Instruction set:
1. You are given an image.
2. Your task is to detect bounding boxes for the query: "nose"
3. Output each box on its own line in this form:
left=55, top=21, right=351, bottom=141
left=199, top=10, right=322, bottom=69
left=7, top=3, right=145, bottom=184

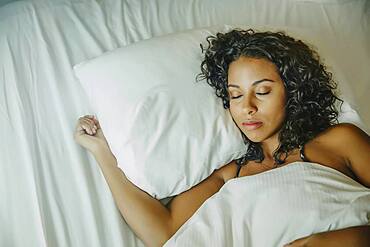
left=241, top=94, right=257, bottom=115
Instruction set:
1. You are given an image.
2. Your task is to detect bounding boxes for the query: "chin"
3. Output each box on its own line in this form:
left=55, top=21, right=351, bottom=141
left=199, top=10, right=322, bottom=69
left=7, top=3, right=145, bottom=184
left=238, top=123, right=267, bottom=143
left=243, top=131, right=265, bottom=143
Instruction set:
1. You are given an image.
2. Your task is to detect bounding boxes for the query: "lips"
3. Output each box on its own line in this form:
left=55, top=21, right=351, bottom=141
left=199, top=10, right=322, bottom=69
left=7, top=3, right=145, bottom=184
left=241, top=120, right=263, bottom=130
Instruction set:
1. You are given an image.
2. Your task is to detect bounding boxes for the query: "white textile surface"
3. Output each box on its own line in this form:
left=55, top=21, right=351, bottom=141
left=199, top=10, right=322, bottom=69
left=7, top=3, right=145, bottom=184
left=1, top=0, right=369, bottom=246
left=73, top=26, right=247, bottom=199
left=164, top=162, right=370, bottom=247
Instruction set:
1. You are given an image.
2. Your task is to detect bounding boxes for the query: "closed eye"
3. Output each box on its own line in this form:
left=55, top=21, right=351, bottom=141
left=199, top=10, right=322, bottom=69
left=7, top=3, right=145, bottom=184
left=230, top=95, right=242, bottom=99
left=256, top=92, right=270, bottom=95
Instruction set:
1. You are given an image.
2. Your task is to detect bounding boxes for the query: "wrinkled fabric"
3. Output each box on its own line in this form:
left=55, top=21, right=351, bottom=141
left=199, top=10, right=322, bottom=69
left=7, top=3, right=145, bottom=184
left=1, top=0, right=369, bottom=246
left=165, top=162, right=370, bottom=247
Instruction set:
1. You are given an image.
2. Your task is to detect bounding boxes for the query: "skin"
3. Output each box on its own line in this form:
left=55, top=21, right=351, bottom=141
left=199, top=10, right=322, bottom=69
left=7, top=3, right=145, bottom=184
left=74, top=57, right=370, bottom=247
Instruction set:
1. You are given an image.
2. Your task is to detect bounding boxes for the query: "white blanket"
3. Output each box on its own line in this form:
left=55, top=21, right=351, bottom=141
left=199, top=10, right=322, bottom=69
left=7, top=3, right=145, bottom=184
left=164, top=162, right=370, bottom=247
left=1, top=0, right=369, bottom=246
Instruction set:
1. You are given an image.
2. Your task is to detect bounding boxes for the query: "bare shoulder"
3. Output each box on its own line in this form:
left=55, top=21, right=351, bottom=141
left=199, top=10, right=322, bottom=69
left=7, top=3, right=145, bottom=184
left=314, top=123, right=369, bottom=149
left=318, top=123, right=370, bottom=187
left=324, top=122, right=368, bottom=137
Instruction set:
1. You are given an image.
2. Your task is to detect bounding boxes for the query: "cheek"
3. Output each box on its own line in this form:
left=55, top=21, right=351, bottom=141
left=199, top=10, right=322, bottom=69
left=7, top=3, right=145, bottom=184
left=229, top=104, right=241, bottom=120
left=229, top=106, right=243, bottom=129
left=264, top=99, right=286, bottom=123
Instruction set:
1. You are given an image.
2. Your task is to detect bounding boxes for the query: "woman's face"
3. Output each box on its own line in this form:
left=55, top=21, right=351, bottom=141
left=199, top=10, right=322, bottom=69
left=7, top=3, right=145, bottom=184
left=227, top=56, right=286, bottom=143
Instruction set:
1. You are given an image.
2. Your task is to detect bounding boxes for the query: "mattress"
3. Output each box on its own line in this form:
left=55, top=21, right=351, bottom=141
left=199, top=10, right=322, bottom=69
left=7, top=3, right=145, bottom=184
left=1, top=0, right=369, bottom=246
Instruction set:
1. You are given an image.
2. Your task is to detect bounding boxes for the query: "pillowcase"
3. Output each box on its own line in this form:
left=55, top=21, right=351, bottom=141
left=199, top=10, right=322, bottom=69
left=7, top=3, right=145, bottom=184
left=73, top=25, right=246, bottom=199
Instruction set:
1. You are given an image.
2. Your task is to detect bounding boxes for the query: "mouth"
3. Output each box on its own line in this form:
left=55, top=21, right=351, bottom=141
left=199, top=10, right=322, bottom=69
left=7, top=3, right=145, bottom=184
left=241, top=121, right=263, bottom=130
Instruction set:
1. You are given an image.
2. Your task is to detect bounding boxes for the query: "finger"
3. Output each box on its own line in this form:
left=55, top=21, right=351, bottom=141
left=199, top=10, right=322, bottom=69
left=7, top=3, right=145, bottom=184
left=90, top=115, right=101, bottom=128
left=76, top=116, right=99, bottom=134
left=79, top=115, right=95, bottom=122
left=94, top=119, right=101, bottom=129
left=81, top=117, right=95, bottom=126
left=85, top=114, right=97, bottom=121
left=80, top=124, right=93, bottom=135
left=79, top=116, right=94, bottom=123
left=80, top=118, right=97, bottom=130
left=74, top=124, right=92, bottom=139
left=79, top=121, right=96, bottom=135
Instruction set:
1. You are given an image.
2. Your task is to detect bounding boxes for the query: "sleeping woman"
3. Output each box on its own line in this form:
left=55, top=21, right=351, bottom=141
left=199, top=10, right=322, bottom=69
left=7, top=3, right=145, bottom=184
left=74, top=29, right=370, bottom=247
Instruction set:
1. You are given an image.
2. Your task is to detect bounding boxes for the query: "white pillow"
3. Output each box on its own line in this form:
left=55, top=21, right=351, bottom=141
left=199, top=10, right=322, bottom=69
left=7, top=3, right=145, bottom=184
left=74, top=25, right=246, bottom=199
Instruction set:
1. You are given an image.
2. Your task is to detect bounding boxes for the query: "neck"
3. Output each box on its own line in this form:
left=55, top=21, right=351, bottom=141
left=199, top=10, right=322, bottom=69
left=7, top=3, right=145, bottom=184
left=260, top=135, right=280, bottom=162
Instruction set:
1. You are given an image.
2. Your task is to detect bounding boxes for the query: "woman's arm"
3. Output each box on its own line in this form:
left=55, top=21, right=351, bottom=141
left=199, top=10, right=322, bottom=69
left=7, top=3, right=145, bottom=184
left=286, top=225, right=370, bottom=247
left=74, top=115, right=225, bottom=247
left=335, top=123, right=370, bottom=187
left=93, top=146, right=225, bottom=247
left=92, top=146, right=172, bottom=246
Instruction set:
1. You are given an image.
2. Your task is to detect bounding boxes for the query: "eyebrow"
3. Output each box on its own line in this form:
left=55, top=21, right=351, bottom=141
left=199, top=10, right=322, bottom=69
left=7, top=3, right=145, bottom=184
left=227, top=78, right=275, bottom=88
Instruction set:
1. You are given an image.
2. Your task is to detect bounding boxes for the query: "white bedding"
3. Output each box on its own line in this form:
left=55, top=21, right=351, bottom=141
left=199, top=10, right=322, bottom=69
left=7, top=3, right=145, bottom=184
left=164, top=162, right=370, bottom=247
left=1, top=0, right=369, bottom=246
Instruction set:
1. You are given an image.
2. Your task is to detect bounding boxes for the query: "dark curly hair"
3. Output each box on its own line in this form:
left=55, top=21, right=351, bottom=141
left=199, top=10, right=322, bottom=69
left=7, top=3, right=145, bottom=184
left=196, top=28, right=343, bottom=166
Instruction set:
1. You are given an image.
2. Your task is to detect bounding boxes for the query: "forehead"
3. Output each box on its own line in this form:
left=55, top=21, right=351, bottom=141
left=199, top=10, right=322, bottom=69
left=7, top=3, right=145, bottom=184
left=227, top=57, right=282, bottom=87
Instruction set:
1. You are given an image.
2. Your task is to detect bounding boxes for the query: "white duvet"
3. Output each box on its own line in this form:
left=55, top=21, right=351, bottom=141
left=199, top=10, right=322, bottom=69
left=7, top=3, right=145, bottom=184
left=1, top=0, right=369, bottom=246
left=164, top=162, right=370, bottom=247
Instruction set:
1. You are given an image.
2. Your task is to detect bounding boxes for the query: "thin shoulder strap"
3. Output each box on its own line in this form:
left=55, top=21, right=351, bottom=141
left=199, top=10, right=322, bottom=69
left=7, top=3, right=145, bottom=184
left=235, top=164, right=243, bottom=178
left=300, top=145, right=309, bottom=162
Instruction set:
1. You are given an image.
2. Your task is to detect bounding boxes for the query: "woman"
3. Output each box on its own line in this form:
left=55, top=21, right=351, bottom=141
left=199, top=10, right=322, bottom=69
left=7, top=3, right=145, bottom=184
left=74, top=29, right=370, bottom=247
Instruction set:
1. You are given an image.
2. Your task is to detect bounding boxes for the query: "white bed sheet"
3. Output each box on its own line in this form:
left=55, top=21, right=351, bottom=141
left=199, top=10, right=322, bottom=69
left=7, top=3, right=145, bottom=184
left=1, top=0, right=369, bottom=246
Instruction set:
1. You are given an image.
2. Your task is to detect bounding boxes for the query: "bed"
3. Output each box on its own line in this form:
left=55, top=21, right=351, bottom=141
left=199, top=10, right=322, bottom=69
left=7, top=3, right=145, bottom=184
left=1, top=0, right=369, bottom=246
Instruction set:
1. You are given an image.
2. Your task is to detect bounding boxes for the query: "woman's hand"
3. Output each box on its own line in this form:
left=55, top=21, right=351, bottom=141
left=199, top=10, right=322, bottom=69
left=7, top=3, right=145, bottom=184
left=74, top=115, right=109, bottom=154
